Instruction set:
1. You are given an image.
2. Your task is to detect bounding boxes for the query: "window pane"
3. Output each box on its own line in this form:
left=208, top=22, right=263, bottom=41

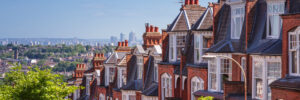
left=255, top=79, right=263, bottom=99
left=291, top=51, right=298, bottom=73
left=210, top=73, right=217, bottom=90
left=254, top=61, right=263, bottom=78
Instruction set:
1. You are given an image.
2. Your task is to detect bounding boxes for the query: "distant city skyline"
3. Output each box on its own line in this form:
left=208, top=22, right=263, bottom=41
left=0, top=0, right=218, bottom=39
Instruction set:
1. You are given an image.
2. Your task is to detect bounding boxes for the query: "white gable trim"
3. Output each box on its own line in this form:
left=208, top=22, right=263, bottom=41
left=197, top=7, right=211, bottom=29
left=171, top=11, right=184, bottom=31
left=183, top=10, right=191, bottom=30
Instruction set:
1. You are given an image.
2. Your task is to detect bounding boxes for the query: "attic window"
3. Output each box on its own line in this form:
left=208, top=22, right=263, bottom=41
left=231, top=6, right=245, bottom=39
left=266, top=2, right=285, bottom=39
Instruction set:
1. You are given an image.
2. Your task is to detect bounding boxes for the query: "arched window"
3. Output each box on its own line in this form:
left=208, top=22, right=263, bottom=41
left=161, top=73, right=172, bottom=100
left=191, top=76, right=204, bottom=100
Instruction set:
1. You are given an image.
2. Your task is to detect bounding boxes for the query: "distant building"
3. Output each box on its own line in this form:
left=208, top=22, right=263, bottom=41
left=110, top=36, right=118, bottom=46
left=120, top=33, right=126, bottom=41
left=129, top=31, right=138, bottom=46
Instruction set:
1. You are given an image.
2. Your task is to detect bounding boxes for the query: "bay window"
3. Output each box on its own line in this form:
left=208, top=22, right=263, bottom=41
left=191, top=77, right=204, bottom=100
left=169, top=34, right=176, bottom=62
left=266, top=2, right=285, bottom=38
left=289, top=28, right=300, bottom=76
left=208, top=56, right=232, bottom=92
left=194, top=34, right=203, bottom=63
left=118, top=68, right=126, bottom=88
left=231, top=5, right=245, bottom=39
left=161, top=73, right=172, bottom=100
left=137, top=57, right=143, bottom=79
left=241, top=57, right=246, bottom=81
left=176, top=33, right=186, bottom=60
left=252, top=56, right=281, bottom=100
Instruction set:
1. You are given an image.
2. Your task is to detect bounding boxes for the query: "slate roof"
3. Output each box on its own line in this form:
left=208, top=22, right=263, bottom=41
left=289, top=0, right=300, bottom=14
left=142, top=56, right=159, bottom=96
left=105, top=52, right=128, bottom=64
left=142, top=83, right=158, bottom=96
left=192, top=6, right=213, bottom=30
left=167, top=5, right=206, bottom=32
left=121, top=55, right=143, bottom=91
left=206, top=3, right=247, bottom=53
left=247, top=0, right=282, bottom=55
left=270, top=76, right=300, bottom=91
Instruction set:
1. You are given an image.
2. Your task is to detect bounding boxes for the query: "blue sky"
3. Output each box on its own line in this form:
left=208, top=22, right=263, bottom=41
left=0, top=0, right=217, bottom=39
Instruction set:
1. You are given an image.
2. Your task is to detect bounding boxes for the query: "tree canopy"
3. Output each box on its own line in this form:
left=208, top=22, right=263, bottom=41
left=0, top=64, right=80, bottom=100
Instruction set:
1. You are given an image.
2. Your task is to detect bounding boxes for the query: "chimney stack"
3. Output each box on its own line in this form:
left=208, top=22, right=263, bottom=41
left=154, top=27, right=159, bottom=32
left=118, top=42, right=121, bottom=46
left=125, top=40, right=128, bottom=47
left=150, top=25, right=154, bottom=32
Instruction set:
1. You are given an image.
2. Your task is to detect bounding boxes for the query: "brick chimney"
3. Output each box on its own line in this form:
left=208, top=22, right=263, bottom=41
left=125, top=40, right=128, bottom=47
left=154, top=27, right=159, bottom=32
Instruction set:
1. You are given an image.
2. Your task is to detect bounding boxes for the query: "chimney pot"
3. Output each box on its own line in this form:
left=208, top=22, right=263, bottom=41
left=190, top=0, right=194, bottom=5
left=185, top=0, right=190, bottom=5
left=118, top=42, right=121, bottom=46
left=122, top=42, right=125, bottom=47
left=125, top=40, right=128, bottom=47
left=150, top=25, right=154, bottom=32
left=154, top=27, right=159, bottom=32
left=195, top=0, right=199, bottom=5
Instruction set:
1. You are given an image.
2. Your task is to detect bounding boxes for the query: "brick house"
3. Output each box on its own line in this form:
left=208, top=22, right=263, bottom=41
left=192, top=0, right=299, bottom=100
left=121, top=24, right=162, bottom=100
left=158, top=0, right=213, bottom=100
left=270, top=0, right=300, bottom=100
left=68, top=64, right=87, bottom=100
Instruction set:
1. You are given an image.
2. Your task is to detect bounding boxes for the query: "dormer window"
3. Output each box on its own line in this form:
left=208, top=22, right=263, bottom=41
left=194, top=34, right=203, bottom=63
left=266, top=2, right=285, bottom=39
left=289, top=27, right=300, bottom=76
left=137, top=57, right=143, bottom=79
left=231, top=6, right=245, bottom=39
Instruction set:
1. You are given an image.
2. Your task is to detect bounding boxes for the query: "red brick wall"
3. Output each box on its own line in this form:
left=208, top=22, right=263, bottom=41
left=97, top=87, right=107, bottom=100
left=281, top=14, right=300, bottom=78
left=271, top=88, right=300, bottom=100
left=223, top=81, right=245, bottom=100
left=161, top=30, right=168, bottom=62
left=158, top=64, right=175, bottom=100
left=231, top=54, right=246, bottom=81
left=143, top=56, right=149, bottom=87
left=113, top=90, right=122, bottom=100
left=136, top=92, right=142, bottom=100
left=187, top=67, right=208, bottom=100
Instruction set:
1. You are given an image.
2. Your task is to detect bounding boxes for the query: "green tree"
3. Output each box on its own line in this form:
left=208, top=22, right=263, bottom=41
left=0, top=64, right=80, bottom=100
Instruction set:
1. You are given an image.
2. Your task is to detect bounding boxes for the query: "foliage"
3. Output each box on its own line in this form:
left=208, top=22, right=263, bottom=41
left=197, top=96, right=214, bottom=100
left=52, top=61, right=81, bottom=72
left=0, top=64, right=80, bottom=100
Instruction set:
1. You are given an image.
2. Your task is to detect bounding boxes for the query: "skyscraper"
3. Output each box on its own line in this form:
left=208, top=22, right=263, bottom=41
left=120, top=33, right=126, bottom=41
left=110, top=36, right=118, bottom=46
left=129, top=31, right=137, bottom=43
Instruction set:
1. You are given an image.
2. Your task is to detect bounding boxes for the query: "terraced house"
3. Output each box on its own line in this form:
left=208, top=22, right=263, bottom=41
left=67, top=0, right=300, bottom=100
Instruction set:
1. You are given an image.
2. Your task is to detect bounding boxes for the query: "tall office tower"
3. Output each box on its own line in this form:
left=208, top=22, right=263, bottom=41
left=120, top=33, right=126, bottom=41
left=129, top=31, right=137, bottom=43
left=110, top=36, right=118, bottom=46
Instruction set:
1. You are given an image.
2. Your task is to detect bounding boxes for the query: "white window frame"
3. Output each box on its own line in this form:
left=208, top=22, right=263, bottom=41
left=137, top=57, right=143, bottom=79
left=161, top=73, right=172, bottom=100
left=251, top=56, right=281, bottom=100
left=99, top=94, right=105, bottom=100
left=230, top=4, right=245, bottom=39
left=208, top=55, right=232, bottom=92
left=169, top=34, right=176, bottom=62
left=241, top=57, right=246, bottom=81
left=288, top=27, right=300, bottom=76
left=118, top=67, right=126, bottom=88
left=194, top=34, right=204, bottom=64
left=266, top=1, right=285, bottom=39
left=191, top=76, right=204, bottom=100
left=154, top=60, right=160, bottom=82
